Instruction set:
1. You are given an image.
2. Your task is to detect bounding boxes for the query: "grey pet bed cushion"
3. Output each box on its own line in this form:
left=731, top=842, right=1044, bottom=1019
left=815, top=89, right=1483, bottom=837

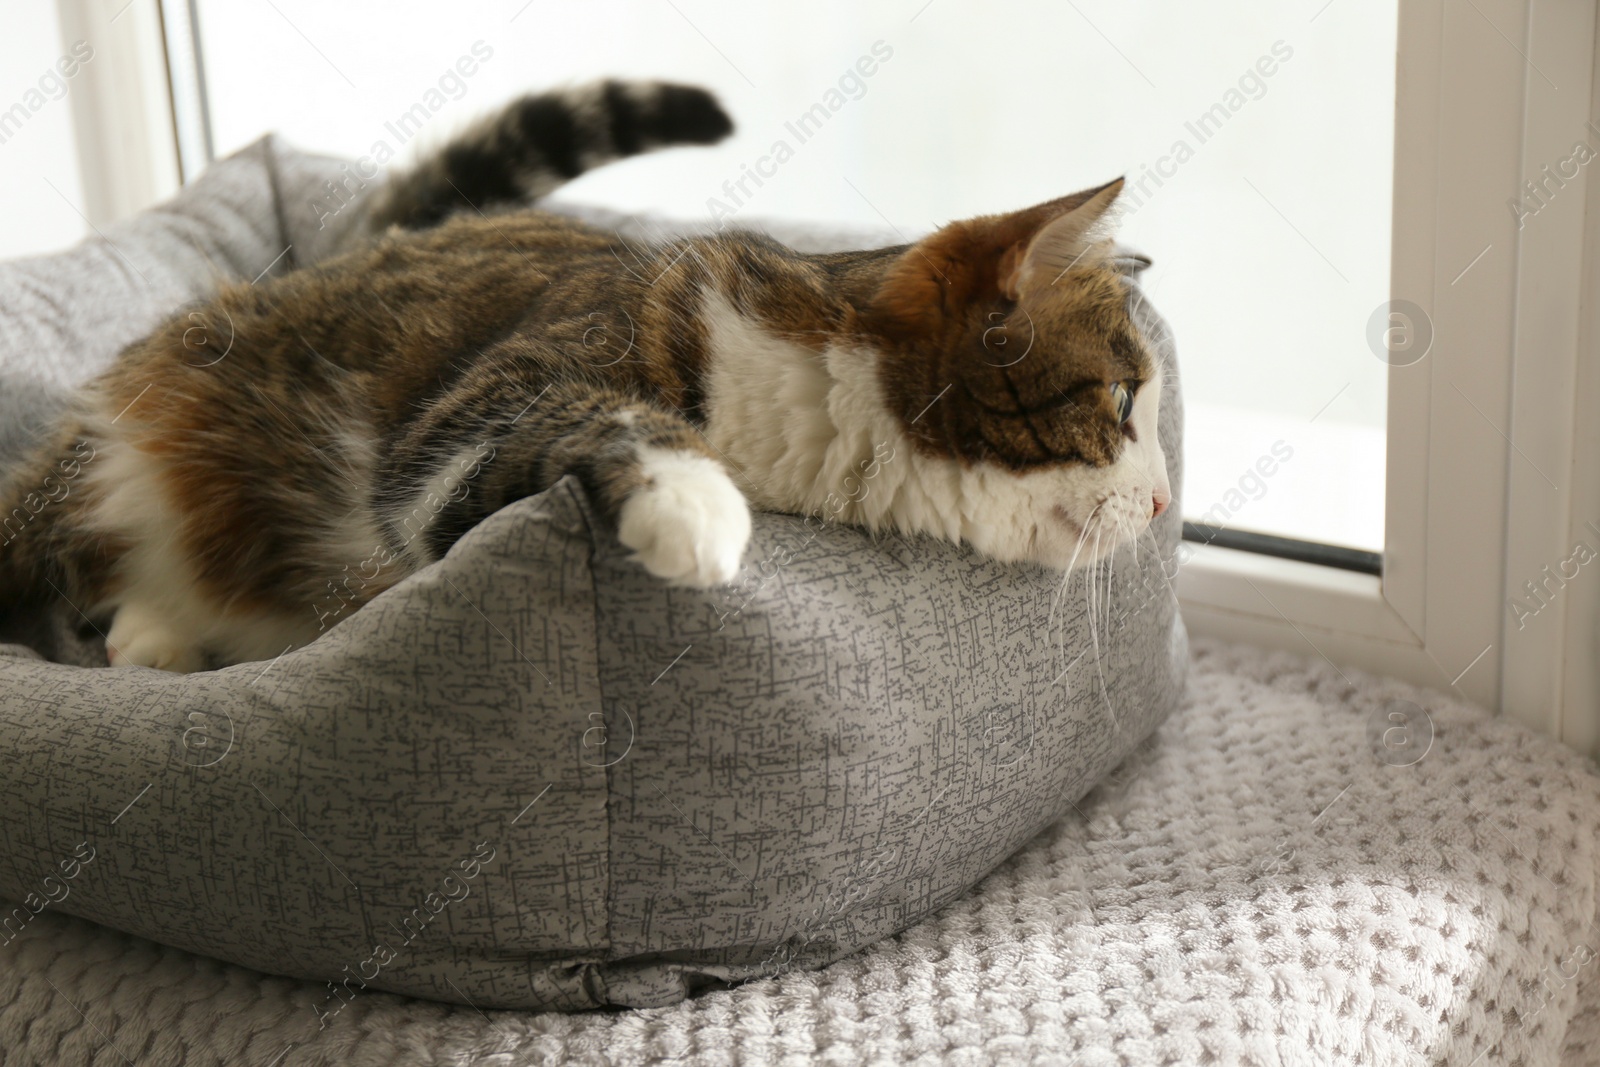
left=0, top=137, right=1186, bottom=1011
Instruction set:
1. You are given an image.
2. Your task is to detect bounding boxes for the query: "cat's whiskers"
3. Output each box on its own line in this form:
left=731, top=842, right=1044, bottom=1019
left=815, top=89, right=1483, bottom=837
left=1121, top=496, right=1141, bottom=567
left=1081, top=525, right=1108, bottom=719
left=1144, top=523, right=1180, bottom=605
left=1085, top=522, right=1121, bottom=732
left=1048, top=502, right=1101, bottom=631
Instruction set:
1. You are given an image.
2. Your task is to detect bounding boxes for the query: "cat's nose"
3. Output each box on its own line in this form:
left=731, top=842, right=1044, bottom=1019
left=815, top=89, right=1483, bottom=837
left=1150, top=491, right=1169, bottom=520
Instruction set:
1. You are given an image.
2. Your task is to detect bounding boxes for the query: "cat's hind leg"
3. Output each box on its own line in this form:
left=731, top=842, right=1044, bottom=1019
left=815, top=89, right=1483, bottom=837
left=85, top=430, right=327, bottom=673
left=105, top=601, right=207, bottom=673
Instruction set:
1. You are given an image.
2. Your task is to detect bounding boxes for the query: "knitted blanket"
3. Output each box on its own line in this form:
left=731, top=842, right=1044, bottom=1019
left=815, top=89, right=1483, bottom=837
left=3, top=641, right=1597, bottom=1066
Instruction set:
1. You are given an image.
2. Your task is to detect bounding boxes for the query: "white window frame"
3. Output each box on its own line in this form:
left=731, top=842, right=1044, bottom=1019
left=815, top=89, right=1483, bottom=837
left=1178, top=0, right=1599, bottom=753
left=65, top=0, right=1600, bottom=751
left=56, top=0, right=180, bottom=227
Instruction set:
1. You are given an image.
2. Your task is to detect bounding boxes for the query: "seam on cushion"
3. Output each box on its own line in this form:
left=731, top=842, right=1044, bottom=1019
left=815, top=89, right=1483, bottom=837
left=559, top=478, right=616, bottom=974
left=259, top=135, right=300, bottom=273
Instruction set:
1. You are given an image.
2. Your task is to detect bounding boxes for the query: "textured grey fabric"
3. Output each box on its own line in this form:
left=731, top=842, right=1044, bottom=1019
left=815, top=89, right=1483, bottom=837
left=1, top=642, right=1598, bottom=1066
left=0, top=137, right=1186, bottom=1010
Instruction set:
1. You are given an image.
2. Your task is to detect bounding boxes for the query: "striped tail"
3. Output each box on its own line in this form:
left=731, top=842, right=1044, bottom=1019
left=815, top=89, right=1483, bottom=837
left=364, top=80, right=734, bottom=232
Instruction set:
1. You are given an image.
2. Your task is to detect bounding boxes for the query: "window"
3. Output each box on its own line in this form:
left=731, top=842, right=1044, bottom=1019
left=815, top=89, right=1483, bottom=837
left=0, top=4, right=89, bottom=259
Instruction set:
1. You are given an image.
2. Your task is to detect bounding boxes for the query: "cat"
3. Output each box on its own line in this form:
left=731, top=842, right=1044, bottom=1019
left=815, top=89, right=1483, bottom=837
left=0, top=79, right=1170, bottom=673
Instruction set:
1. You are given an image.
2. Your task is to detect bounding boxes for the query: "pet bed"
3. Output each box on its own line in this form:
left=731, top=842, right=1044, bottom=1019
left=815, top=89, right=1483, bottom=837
left=0, top=137, right=1186, bottom=1011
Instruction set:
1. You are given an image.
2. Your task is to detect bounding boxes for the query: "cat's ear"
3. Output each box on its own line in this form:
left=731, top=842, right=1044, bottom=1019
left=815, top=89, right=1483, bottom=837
left=999, top=178, right=1126, bottom=299
left=869, top=178, right=1126, bottom=336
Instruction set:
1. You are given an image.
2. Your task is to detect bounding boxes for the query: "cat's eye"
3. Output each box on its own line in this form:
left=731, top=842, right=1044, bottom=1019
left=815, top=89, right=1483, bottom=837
left=1109, top=380, right=1137, bottom=425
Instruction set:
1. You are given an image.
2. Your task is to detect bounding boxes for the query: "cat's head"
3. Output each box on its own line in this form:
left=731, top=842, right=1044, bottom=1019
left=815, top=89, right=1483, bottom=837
left=867, top=178, right=1170, bottom=570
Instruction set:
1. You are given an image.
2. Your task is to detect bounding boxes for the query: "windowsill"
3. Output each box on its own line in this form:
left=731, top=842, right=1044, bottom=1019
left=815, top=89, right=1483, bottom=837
left=1176, top=540, right=1417, bottom=646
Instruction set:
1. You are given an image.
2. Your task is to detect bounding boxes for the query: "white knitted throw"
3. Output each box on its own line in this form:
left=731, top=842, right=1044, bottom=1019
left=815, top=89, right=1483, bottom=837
left=3, top=639, right=1597, bottom=1066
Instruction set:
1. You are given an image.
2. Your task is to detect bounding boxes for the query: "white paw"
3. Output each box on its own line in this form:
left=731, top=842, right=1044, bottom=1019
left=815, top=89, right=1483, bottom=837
left=617, top=450, right=751, bottom=588
left=106, top=602, right=207, bottom=673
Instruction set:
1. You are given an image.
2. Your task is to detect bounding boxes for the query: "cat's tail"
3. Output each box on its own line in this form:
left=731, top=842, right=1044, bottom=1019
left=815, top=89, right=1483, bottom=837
left=363, top=80, right=734, bottom=232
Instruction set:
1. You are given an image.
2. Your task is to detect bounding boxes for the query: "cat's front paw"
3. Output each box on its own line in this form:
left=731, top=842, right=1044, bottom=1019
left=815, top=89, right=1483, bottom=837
left=617, top=450, right=751, bottom=587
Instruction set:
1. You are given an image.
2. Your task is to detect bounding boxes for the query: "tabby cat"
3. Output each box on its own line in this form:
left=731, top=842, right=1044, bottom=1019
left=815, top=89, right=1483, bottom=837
left=0, top=80, right=1170, bottom=673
